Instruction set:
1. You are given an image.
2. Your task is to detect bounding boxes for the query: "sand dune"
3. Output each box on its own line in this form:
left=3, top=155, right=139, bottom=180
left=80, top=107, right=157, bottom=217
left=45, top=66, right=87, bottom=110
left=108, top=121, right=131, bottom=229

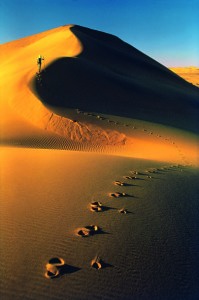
left=31, top=25, right=199, bottom=134
left=1, top=24, right=199, bottom=299
left=170, top=66, right=199, bottom=87
left=0, top=24, right=199, bottom=164
left=0, top=25, right=81, bottom=139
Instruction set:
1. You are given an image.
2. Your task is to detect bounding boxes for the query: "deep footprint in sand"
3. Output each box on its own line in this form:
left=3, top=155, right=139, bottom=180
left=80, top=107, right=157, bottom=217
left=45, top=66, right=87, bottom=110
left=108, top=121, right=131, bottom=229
left=123, top=176, right=137, bottom=180
left=119, top=208, right=128, bottom=214
left=45, top=257, right=65, bottom=279
left=113, top=181, right=125, bottom=186
left=76, top=228, right=91, bottom=237
left=91, top=255, right=102, bottom=270
left=90, top=201, right=103, bottom=212
left=109, top=192, right=126, bottom=198
left=45, top=265, right=59, bottom=279
left=130, top=171, right=139, bottom=175
left=76, top=225, right=100, bottom=237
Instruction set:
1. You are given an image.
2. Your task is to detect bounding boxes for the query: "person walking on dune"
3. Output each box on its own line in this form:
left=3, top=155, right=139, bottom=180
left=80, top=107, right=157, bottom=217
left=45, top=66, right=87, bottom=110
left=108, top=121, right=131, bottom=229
left=37, top=54, right=44, bottom=73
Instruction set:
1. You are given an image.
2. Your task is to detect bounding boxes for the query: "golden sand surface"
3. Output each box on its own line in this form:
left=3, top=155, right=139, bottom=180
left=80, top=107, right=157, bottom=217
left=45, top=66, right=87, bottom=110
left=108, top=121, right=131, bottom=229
left=0, top=25, right=199, bottom=165
left=1, top=147, right=199, bottom=299
left=0, top=25, right=81, bottom=139
left=0, top=25, right=199, bottom=299
left=169, top=66, right=199, bottom=87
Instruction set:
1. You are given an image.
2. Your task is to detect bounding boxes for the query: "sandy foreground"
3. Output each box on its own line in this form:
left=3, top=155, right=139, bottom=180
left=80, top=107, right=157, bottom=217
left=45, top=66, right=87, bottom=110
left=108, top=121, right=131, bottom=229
left=0, top=25, right=199, bottom=299
left=0, top=148, right=199, bottom=300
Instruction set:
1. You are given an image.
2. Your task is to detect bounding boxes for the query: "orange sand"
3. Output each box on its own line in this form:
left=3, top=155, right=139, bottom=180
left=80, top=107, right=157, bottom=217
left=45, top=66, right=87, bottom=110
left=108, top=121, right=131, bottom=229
left=0, top=24, right=198, bottom=165
left=1, top=147, right=199, bottom=299
left=170, top=66, right=199, bottom=87
left=1, top=24, right=199, bottom=300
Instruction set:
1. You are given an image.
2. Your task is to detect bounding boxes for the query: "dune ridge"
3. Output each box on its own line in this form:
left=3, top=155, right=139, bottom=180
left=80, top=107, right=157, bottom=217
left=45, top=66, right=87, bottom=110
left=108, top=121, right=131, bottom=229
left=0, top=24, right=127, bottom=147
left=32, top=25, right=199, bottom=134
left=1, top=25, right=199, bottom=300
left=0, top=24, right=199, bottom=164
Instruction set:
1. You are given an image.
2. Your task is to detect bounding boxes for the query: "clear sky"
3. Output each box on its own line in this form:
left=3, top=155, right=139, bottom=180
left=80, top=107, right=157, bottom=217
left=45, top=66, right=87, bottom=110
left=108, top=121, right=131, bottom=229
left=0, top=0, right=198, bottom=67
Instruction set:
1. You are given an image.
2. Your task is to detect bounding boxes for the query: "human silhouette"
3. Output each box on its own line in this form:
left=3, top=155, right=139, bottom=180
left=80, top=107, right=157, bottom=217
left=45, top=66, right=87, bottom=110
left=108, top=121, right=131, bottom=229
left=37, top=55, right=44, bottom=72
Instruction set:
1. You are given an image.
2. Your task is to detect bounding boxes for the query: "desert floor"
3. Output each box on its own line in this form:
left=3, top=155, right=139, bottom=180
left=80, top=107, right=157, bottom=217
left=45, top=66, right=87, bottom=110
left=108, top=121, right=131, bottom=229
left=0, top=25, right=199, bottom=299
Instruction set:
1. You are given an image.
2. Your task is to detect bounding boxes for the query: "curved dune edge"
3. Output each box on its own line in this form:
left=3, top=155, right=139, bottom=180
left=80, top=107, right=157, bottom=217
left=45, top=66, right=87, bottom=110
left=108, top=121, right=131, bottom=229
left=0, top=25, right=198, bottom=165
left=2, top=24, right=126, bottom=147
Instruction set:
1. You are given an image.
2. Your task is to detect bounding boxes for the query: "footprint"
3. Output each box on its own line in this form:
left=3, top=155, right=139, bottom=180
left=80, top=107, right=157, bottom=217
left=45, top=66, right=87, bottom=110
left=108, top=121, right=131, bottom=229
left=45, top=257, right=65, bottom=279
left=77, top=225, right=100, bottom=237
left=45, top=265, right=59, bottom=279
left=123, top=176, right=137, bottom=180
left=130, top=171, right=139, bottom=175
left=91, top=255, right=102, bottom=270
left=48, top=258, right=64, bottom=267
left=76, top=228, right=91, bottom=237
left=109, top=192, right=126, bottom=198
left=119, top=208, right=128, bottom=214
left=90, top=201, right=103, bottom=212
left=114, top=181, right=125, bottom=186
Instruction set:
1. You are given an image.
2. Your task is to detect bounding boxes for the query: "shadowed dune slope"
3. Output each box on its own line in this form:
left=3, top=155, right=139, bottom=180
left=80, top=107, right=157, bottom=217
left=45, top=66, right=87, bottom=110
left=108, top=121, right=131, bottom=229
left=32, top=25, right=199, bottom=134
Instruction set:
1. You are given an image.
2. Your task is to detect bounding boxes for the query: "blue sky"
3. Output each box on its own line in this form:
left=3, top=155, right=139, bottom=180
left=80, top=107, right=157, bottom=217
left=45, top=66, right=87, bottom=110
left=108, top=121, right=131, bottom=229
left=0, top=0, right=198, bottom=67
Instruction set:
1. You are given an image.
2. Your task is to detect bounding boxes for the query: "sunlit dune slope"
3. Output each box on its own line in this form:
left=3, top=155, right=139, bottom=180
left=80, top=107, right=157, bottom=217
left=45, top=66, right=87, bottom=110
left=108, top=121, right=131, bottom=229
left=0, top=25, right=127, bottom=146
left=0, top=25, right=83, bottom=139
left=0, top=25, right=198, bottom=164
left=32, top=25, right=199, bottom=134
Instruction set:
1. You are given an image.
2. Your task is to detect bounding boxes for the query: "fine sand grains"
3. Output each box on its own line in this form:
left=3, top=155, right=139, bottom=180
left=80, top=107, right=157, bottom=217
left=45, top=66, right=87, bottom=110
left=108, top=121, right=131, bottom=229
left=1, top=148, right=198, bottom=300
left=1, top=23, right=199, bottom=298
left=73, top=160, right=192, bottom=274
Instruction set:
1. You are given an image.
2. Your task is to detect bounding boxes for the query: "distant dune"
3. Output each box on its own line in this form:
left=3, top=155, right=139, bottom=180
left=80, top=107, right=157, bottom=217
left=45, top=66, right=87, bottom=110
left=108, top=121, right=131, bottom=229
left=170, top=66, right=199, bottom=87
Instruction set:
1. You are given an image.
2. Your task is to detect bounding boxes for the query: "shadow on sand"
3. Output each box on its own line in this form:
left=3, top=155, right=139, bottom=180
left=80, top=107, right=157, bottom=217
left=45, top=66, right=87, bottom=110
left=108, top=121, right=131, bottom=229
left=59, top=264, right=81, bottom=276
left=30, top=25, right=199, bottom=134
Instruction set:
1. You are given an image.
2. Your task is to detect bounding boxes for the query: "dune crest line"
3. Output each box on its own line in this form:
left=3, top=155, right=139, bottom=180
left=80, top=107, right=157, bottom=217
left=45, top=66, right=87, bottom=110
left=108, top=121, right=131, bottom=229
left=0, top=25, right=126, bottom=147
left=1, top=24, right=198, bottom=162
left=32, top=25, right=199, bottom=134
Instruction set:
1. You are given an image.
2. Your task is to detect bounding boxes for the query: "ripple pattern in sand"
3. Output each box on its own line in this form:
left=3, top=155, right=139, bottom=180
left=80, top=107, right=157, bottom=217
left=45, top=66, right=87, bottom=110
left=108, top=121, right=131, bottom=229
left=1, top=149, right=199, bottom=300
